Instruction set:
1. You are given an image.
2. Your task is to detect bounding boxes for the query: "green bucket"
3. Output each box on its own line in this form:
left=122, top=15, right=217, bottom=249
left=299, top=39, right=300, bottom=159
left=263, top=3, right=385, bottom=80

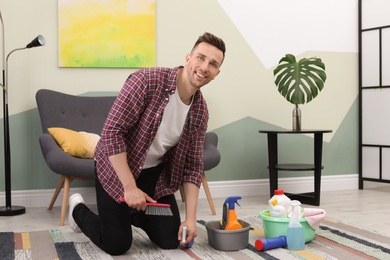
left=259, top=209, right=315, bottom=243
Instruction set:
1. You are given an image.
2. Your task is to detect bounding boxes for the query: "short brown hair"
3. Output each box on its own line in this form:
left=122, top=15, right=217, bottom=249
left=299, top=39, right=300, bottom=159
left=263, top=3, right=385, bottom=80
left=191, top=32, right=226, bottom=65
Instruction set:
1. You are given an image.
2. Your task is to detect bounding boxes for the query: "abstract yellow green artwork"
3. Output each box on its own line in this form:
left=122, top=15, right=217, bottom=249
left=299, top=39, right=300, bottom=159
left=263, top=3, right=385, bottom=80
left=58, top=0, right=155, bottom=68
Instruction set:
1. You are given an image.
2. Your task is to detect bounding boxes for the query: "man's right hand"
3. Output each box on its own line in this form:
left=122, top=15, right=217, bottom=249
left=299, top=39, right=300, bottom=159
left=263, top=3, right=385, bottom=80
left=122, top=189, right=156, bottom=211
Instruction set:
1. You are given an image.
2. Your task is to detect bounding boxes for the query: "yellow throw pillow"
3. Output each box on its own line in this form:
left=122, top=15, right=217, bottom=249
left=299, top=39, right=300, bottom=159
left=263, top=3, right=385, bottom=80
left=47, top=127, right=100, bottom=159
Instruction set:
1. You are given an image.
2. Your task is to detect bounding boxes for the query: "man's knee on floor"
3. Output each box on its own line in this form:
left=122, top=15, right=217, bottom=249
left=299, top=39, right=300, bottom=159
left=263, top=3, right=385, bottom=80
left=103, top=240, right=132, bottom=256
left=156, top=238, right=180, bottom=249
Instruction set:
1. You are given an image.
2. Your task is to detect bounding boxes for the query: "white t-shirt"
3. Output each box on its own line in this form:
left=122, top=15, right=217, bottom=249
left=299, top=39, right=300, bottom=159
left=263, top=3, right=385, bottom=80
left=143, top=89, right=192, bottom=169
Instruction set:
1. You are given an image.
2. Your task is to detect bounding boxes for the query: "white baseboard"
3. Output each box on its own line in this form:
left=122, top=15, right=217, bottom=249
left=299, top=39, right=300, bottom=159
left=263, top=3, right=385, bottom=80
left=198, top=174, right=359, bottom=199
left=0, top=174, right=359, bottom=208
left=0, top=187, right=98, bottom=208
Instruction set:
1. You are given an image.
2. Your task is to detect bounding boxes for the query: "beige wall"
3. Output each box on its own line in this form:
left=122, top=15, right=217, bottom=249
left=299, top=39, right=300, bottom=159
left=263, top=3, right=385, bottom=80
left=0, top=0, right=360, bottom=192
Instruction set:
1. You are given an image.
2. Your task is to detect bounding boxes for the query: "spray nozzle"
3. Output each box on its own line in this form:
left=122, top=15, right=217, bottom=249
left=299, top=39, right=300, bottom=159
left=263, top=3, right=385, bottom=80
left=224, top=196, right=242, bottom=210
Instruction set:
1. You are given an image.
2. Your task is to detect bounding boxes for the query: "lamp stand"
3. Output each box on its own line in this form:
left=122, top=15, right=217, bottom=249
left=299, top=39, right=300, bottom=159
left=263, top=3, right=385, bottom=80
left=0, top=68, right=25, bottom=216
left=0, top=11, right=45, bottom=216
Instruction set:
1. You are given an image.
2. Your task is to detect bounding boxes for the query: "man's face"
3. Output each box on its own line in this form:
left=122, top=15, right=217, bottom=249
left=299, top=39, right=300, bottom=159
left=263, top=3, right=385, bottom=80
left=184, top=42, right=223, bottom=89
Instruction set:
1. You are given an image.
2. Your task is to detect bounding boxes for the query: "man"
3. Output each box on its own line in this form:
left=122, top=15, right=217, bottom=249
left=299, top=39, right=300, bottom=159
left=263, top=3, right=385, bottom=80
left=68, top=32, right=226, bottom=255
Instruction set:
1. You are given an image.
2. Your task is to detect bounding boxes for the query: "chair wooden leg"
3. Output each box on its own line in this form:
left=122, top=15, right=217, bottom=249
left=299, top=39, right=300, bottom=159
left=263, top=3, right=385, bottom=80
left=202, top=173, right=216, bottom=215
left=179, top=186, right=186, bottom=202
left=48, top=176, right=66, bottom=210
left=60, top=176, right=72, bottom=226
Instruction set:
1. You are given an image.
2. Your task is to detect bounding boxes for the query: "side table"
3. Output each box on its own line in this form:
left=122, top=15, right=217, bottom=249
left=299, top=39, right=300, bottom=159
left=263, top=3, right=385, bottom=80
left=259, top=129, right=332, bottom=206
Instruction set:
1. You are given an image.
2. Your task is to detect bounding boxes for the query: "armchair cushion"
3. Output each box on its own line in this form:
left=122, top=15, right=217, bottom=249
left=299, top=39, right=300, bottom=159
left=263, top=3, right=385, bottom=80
left=48, top=127, right=100, bottom=159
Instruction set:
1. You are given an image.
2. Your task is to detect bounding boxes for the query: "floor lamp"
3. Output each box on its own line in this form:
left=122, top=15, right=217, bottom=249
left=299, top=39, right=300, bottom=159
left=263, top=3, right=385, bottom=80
left=0, top=11, right=46, bottom=216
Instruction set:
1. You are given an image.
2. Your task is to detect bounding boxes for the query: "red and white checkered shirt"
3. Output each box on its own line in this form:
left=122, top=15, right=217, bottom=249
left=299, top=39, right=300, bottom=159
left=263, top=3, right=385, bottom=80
left=94, top=66, right=208, bottom=202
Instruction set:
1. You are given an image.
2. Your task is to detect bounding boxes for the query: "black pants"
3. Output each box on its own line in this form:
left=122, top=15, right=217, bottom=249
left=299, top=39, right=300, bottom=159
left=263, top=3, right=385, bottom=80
left=73, top=164, right=181, bottom=255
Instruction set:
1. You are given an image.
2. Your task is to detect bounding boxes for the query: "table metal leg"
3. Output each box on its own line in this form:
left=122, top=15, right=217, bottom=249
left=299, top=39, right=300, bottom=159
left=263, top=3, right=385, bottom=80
left=313, top=133, right=324, bottom=206
left=267, top=133, right=278, bottom=197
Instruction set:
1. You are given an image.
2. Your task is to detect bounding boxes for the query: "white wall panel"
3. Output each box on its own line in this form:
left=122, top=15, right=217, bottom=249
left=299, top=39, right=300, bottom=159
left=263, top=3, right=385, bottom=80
left=382, top=28, right=390, bottom=86
left=362, top=89, right=390, bottom=145
left=382, top=148, right=390, bottom=180
left=362, top=0, right=390, bottom=29
left=362, top=147, right=379, bottom=178
left=362, top=30, right=380, bottom=87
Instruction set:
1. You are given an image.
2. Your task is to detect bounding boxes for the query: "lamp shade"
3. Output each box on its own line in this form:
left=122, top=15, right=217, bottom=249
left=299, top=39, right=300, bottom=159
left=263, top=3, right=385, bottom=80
left=26, top=35, right=46, bottom=49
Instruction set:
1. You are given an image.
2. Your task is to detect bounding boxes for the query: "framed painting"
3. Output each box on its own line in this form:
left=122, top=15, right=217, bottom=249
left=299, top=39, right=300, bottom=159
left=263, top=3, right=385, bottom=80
left=58, top=0, right=156, bottom=68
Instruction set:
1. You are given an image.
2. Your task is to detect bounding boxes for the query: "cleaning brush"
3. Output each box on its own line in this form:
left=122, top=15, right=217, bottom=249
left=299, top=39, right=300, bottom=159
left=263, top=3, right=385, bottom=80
left=119, top=197, right=173, bottom=216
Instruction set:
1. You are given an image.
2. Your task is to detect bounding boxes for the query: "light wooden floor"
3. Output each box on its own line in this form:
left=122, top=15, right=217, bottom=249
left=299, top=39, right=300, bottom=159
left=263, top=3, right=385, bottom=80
left=1, top=186, right=390, bottom=237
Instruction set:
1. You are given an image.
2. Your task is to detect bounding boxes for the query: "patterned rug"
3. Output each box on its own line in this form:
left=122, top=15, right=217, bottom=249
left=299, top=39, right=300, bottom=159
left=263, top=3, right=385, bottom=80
left=1, top=216, right=390, bottom=260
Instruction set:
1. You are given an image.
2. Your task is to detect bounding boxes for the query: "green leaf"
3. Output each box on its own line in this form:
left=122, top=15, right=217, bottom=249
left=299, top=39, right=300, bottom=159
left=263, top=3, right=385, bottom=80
left=273, top=54, right=327, bottom=105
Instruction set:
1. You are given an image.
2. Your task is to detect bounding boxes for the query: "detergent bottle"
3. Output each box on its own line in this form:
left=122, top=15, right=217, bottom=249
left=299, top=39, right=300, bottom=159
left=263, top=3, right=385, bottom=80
left=255, top=236, right=287, bottom=251
left=286, top=200, right=305, bottom=250
left=268, top=189, right=291, bottom=217
left=221, top=196, right=243, bottom=230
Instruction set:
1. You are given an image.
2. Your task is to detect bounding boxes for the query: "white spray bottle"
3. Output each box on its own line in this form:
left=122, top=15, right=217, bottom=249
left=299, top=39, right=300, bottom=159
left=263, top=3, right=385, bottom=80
left=286, top=200, right=305, bottom=250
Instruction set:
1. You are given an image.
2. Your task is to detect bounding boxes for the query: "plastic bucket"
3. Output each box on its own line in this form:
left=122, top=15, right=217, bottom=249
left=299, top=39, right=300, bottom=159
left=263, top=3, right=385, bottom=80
left=205, top=219, right=251, bottom=251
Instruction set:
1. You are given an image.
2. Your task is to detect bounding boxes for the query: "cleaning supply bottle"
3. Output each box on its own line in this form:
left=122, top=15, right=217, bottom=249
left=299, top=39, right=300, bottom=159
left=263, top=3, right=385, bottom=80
left=286, top=200, right=305, bottom=250
left=221, top=196, right=243, bottom=230
left=255, top=236, right=287, bottom=251
left=268, top=189, right=291, bottom=217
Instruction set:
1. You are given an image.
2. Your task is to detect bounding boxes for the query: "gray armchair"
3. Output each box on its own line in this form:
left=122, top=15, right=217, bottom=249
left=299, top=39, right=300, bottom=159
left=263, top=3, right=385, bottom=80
left=35, top=89, right=116, bottom=226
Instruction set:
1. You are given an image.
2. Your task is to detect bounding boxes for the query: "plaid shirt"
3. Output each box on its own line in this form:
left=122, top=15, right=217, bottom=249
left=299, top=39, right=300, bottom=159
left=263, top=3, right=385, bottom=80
left=95, top=66, right=208, bottom=202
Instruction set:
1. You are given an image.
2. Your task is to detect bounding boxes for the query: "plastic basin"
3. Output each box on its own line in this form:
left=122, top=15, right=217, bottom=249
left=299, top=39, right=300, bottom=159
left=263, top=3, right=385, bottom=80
left=259, top=209, right=315, bottom=243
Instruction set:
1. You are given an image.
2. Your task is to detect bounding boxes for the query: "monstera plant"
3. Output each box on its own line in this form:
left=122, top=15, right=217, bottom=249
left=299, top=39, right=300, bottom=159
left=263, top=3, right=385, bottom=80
left=273, top=54, right=327, bottom=130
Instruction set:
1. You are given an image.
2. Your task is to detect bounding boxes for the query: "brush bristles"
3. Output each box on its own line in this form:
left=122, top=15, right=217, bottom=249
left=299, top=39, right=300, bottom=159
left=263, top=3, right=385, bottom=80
left=145, top=205, right=173, bottom=216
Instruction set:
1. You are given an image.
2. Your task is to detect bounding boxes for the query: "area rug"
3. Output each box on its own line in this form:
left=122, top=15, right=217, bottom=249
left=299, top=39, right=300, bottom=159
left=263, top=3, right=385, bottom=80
left=1, top=216, right=390, bottom=260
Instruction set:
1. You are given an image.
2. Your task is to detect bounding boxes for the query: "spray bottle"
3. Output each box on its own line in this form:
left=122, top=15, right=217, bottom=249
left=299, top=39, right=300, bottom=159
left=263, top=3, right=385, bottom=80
left=286, top=200, right=305, bottom=250
left=221, top=196, right=242, bottom=230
